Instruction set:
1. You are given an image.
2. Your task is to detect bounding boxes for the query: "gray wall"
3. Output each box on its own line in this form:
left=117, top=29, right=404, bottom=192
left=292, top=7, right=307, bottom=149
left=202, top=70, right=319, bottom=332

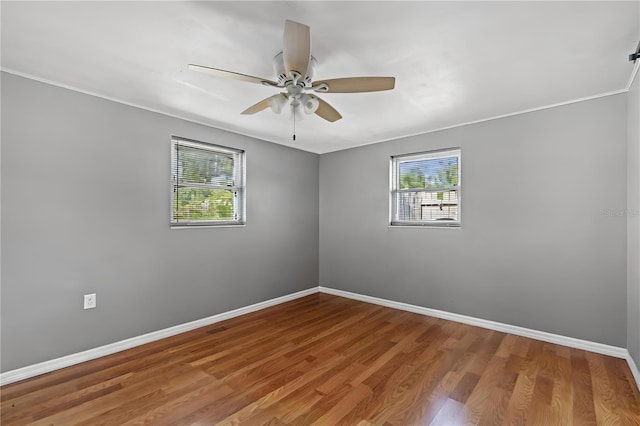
left=1, top=70, right=633, bottom=373
left=1, top=72, right=319, bottom=372
left=629, top=70, right=640, bottom=367
left=320, top=94, right=628, bottom=347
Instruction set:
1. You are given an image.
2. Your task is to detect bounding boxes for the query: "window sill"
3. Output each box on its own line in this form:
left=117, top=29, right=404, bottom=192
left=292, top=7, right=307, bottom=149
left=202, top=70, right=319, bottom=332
left=170, top=223, right=246, bottom=229
left=388, top=222, right=461, bottom=229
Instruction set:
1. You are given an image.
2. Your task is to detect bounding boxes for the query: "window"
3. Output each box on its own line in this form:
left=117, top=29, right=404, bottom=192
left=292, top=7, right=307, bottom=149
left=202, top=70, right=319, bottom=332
left=390, top=148, right=461, bottom=227
left=171, top=136, right=245, bottom=226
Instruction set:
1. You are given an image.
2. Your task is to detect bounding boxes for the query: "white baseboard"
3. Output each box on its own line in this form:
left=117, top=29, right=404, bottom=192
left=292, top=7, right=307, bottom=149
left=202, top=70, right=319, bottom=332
left=319, top=286, right=628, bottom=359
left=3, top=285, right=637, bottom=392
left=0, top=287, right=317, bottom=386
left=627, top=352, right=640, bottom=392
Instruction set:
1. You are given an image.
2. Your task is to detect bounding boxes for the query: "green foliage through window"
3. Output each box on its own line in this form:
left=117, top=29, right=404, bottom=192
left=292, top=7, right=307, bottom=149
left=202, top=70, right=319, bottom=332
left=174, top=188, right=235, bottom=221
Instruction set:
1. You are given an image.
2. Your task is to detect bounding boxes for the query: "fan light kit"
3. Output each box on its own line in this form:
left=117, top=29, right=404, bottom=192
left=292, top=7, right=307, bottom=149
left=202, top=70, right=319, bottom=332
left=189, top=20, right=396, bottom=140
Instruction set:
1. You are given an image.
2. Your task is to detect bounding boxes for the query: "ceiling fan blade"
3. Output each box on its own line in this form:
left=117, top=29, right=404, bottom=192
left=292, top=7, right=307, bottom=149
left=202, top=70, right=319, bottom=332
left=241, top=98, right=271, bottom=115
left=313, top=96, right=342, bottom=122
left=188, top=64, right=278, bottom=86
left=283, top=20, right=310, bottom=80
left=312, top=77, right=395, bottom=93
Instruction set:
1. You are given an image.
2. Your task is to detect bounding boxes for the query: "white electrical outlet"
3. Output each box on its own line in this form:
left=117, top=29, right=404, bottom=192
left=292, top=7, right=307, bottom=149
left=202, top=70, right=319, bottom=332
left=83, top=293, right=96, bottom=309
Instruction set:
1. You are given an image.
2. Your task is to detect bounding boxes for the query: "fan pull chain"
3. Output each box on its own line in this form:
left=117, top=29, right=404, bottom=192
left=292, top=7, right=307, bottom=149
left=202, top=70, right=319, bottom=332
left=293, top=108, right=296, bottom=141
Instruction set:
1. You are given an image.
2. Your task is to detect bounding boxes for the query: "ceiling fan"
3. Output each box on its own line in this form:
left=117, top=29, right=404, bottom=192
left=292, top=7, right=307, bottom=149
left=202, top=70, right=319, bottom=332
left=188, top=20, right=395, bottom=125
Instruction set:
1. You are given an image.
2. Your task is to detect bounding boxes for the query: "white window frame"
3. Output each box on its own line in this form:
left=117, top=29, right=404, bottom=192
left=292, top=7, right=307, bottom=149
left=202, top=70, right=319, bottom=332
left=171, top=136, right=246, bottom=227
left=390, top=147, right=461, bottom=227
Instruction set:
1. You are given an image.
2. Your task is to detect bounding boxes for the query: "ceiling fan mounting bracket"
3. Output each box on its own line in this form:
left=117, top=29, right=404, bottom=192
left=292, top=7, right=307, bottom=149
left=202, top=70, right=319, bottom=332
left=311, top=83, right=329, bottom=93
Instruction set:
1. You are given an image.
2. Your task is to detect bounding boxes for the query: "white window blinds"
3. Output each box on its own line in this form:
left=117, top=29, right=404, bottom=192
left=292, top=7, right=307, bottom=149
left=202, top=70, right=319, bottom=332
left=171, top=137, right=245, bottom=226
left=391, top=148, right=461, bottom=227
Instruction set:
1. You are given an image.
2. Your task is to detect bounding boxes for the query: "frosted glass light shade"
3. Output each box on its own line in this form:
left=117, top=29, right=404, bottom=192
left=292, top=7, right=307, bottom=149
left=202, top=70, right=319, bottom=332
left=268, top=93, right=289, bottom=114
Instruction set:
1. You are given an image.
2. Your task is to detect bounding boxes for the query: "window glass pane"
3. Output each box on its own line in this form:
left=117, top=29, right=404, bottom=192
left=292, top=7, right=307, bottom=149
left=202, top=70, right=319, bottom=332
left=171, top=137, right=245, bottom=226
left=399, top=156, right=458, bottom=190
left=397, top=190, right=459, bottom=222
left=174, top=187, right=235, bottom=221
left=177, top=145, right=235, bottom=186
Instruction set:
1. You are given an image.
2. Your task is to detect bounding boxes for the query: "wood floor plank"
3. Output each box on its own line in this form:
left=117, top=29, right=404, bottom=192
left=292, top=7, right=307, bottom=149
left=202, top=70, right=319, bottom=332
left=2, top=293, right=639, bottom=425
left=502, top=371, right=537, bottom=425
left=463, top=351, right=508, bottom=424
left=570, top=349, right=598, bottom=425
left=477, top=387, right=511, bottom=425
left=550, top=351, right=574, bottom=425
left=587, top=351, right=627, bottom=425
left=310, top=383, right=372, bottom=425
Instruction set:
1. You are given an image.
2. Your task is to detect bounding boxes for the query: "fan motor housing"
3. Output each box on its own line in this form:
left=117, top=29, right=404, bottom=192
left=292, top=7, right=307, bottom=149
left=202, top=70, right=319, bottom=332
left=273, top=51, right=317, bottom=86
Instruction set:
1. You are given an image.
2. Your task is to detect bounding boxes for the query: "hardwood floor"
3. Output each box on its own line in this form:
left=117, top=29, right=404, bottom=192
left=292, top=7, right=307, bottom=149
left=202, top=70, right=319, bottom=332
left=1, top=293, right=639, bottom=425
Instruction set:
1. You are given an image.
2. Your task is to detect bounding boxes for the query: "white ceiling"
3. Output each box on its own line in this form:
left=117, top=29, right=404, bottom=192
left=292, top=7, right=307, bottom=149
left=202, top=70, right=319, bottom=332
left=2, top=1, right=639, bottom=154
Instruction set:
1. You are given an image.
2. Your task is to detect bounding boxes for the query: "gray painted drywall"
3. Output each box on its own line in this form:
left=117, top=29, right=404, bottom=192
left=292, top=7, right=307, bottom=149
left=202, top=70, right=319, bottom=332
left=320, top=94, right=628, bottom=347
left=1, top=69, right=633, bottom=374
left=1, top=72, right=319, bottom=372
left=629, top=70, right=640, bottom=368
